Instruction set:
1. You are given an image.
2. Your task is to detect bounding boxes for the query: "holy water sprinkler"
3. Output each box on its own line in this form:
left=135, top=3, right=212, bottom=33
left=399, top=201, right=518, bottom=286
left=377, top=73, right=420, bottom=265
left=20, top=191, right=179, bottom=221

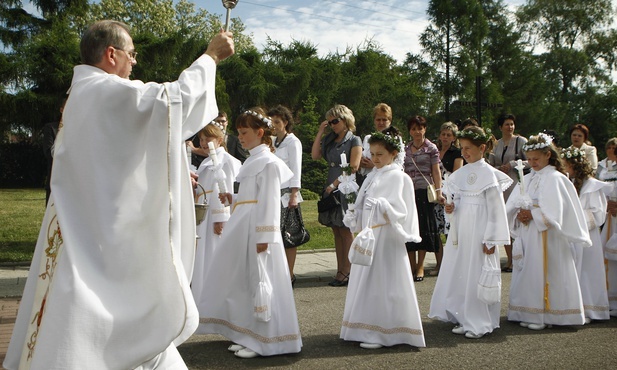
left=222, top=0, right=239, bottom=32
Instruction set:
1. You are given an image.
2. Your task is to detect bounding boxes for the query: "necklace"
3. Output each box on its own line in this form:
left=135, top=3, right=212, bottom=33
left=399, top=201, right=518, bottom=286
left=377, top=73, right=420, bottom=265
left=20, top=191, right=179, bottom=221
left=274, top=134, right=287, bottom=148
left=412, top=141, right=424, bottom=150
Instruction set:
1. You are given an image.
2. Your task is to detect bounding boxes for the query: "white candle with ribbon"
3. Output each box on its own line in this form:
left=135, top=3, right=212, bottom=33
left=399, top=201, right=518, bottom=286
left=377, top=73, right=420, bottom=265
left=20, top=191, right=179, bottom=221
left=340, top=153, right=348, bottom=167
left=443, top=172, right=452, bottom=204
left=208, top=142, right=229, bottom=205
left=515, top=159, right=526, bottom=194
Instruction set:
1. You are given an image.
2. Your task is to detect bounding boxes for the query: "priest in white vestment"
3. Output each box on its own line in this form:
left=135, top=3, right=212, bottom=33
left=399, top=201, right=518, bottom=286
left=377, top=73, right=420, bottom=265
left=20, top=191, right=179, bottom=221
left=3, top=20, right=234, bottom=370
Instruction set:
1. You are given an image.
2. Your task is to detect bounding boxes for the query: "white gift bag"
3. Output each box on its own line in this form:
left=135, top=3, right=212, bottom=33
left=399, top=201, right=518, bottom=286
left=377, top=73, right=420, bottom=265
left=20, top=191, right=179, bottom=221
left=477, top=253, right=502, bottom=305
left=254, top=250, right=272, bottom=322
left=348, top=206, right=376, bottom=266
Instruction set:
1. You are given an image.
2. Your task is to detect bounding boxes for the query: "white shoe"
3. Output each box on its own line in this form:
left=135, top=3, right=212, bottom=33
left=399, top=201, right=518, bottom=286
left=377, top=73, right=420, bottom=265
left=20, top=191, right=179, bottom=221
left=465, top=331, right=484, bottom=339
left=584, top=317, right=592, bottom=324
left=519, top=322, right=530, bottom=328
left=234, top=348, right=260, bottom=359
left=452, top=325, right=466, bottom=335
left=228, top=344, right=244, bottom=352
left=527, top=323, right=547, bottom=331
left=360, top=342, right=383, bottom=349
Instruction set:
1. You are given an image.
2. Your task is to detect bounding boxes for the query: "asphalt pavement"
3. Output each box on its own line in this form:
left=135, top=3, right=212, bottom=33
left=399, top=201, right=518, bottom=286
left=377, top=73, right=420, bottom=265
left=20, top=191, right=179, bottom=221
left=2, top=249, right=617, bottom=369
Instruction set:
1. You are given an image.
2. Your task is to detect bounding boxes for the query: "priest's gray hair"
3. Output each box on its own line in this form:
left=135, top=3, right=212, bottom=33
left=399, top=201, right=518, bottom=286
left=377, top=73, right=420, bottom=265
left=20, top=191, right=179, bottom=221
left=81, top=20, right=131, bottom=66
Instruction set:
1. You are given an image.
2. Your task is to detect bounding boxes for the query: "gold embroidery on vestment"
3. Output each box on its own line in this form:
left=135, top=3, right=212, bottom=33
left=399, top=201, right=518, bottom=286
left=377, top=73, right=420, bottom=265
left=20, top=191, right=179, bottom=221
left=508, top=304, right=582, bottom=315
left=342, top=320, right=423, bottom=336
left=199, top=318, right=300, bottom=343
left=256, top=225, right=280, bottom=233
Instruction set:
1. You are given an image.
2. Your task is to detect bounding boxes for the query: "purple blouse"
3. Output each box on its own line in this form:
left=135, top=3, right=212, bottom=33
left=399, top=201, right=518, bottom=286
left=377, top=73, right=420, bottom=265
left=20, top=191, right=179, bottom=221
left=404, top=138, right=440, bottom=189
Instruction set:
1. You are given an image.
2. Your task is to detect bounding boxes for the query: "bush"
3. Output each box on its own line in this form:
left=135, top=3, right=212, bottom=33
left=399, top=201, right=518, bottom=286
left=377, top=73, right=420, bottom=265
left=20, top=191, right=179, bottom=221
left=301, top=152, right=328, bottom=195
left=300, top=188, right=319, bottom=200
left=0, top=142, right=46, bottom=188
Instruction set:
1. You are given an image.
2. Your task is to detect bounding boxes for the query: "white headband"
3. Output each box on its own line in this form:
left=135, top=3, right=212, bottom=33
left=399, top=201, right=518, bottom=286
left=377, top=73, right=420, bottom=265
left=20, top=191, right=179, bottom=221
left=243, top=110, right=272, bottom=128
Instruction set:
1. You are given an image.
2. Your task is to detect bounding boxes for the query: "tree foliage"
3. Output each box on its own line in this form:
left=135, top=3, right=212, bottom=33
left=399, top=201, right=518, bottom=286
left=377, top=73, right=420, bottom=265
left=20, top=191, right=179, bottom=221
left=1, top=1, right=617, bottom=189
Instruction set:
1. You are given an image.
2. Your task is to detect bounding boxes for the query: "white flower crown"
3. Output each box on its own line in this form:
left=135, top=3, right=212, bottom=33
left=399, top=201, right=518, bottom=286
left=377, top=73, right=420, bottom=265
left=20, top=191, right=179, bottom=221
left=560, top=146, right=585, bottom=160
left=207, top=120, right=225, bottom=131
left=243, top=110, right=272, bottom=128
left=522, top=132, right=553, bottom=151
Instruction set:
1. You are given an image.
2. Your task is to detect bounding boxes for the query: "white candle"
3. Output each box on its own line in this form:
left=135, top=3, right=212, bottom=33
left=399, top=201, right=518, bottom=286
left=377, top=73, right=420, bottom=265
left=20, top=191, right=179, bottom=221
left=208, top=142, right=220, bottom=166
left=340, top=153, right=348, bottom=167
left=444, top=173, right=452, bottom=204
left=515, top=159, right=526, bottom=194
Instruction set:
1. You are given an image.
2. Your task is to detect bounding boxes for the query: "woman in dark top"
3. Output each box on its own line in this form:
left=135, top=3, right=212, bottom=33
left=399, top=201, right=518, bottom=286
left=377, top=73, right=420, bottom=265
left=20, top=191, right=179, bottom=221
left=311, top=104, right=362, bottom=286
left=432, top=122, right=464, bottom=276
left=404, top=115, right=445, bottom=281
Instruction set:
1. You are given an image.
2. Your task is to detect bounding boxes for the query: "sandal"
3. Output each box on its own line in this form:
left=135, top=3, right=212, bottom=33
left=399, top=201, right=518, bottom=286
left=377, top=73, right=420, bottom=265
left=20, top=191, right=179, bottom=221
left=329, top=272, right=349, bottom=287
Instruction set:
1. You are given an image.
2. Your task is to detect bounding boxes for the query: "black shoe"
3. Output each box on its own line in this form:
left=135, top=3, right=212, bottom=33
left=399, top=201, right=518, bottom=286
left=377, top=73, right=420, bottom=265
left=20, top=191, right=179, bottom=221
left=329, top=272, right=349, bottom=287
left=502, top=267, right=513, bottom=273
left=291, top=274, right=297, bottom=288
left=414, top=276, right=424, bottom=282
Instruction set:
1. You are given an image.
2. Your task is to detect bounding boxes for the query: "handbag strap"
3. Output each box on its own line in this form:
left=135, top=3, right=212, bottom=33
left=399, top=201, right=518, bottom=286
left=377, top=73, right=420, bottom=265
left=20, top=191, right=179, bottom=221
left=410, top=154, right=434, bottom=186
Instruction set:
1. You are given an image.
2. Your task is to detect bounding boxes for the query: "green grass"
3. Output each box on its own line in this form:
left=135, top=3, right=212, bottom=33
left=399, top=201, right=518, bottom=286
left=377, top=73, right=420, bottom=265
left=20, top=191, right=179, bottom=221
left=0, top=189, right=334, bottom=263
left=0, top=189, right=46, bottom=262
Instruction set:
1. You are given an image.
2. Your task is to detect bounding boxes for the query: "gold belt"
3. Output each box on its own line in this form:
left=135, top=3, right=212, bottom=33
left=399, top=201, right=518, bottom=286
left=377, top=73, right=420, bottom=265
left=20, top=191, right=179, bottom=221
left=232, top=199, right=258, bottom=213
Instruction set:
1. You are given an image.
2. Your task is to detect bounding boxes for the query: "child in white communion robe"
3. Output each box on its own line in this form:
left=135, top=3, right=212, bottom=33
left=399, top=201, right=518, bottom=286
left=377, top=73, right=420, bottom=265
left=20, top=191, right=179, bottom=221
left=341, top=128, right=426, bottom=349
left=197, top=108, right=302, bottom=359
left=429, top=127, right=512, bottom=339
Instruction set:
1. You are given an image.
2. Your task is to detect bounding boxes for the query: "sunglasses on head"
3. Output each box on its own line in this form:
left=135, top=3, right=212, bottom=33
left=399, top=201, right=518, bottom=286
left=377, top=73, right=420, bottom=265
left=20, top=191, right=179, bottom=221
left=328, top=118, right=342, bottom=126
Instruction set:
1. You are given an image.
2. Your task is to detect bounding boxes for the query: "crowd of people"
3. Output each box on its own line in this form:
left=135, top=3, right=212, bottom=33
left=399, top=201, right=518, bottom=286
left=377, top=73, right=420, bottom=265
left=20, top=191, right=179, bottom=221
left=5, top=19, right=617, bottom=368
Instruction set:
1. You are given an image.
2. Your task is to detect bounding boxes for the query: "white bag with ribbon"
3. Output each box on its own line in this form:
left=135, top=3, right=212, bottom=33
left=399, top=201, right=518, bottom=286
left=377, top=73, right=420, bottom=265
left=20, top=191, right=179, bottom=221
left=477, top=252, right=502, bottom=305
left=348, top=202, right=377, bottom=266
left=254, top=250, right=272, bottom=322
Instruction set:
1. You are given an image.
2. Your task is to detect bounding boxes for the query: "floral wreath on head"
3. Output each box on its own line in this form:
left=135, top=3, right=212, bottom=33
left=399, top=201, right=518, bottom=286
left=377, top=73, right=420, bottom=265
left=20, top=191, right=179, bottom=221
left=243, top=110, right=272, bottom=128
left=207, top=119, right=225, bottom=131
left=560, top=146, right=585, bottom=161
left=456, top=127, right=492, bottom=143
left=522, top=132, right=553, bottom=152
left=370, top=131, right=402, bottom=152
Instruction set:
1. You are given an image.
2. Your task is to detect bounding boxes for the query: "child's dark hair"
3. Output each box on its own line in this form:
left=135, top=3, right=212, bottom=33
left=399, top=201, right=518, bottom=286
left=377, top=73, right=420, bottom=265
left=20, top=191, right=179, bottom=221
left=368, top=126, right=402, bottom=154
left=457, top=126, right=494, bottom=153
left=235, top=107, right=274, bottom=152
left=560, top=147, right=593, bottom=194
left=523, top=133, right=566, bottom=175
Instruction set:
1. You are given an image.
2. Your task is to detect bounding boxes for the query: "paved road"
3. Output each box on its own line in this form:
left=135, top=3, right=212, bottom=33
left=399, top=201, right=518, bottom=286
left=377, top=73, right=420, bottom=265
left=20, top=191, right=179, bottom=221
left=2, top=252, right=617, bottom=369
left=179, top=273, right=617, bottom=370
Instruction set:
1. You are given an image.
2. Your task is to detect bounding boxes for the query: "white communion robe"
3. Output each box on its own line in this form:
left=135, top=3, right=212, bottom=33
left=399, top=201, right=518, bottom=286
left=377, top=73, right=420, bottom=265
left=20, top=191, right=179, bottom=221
left=599, top=170, right=617, bottom=311
left=428, top=159, right=512, bottom=336
left=506, top=165, right=591, bottom=326
left=192, top=147, right=241, bottom=311
left=571, top=178, right=610, bottom=320
left=197, top=144, right=302, bottom=356
left=4, top=55, right=219, bottom=370
left=340, top=164, right=425, bottom=348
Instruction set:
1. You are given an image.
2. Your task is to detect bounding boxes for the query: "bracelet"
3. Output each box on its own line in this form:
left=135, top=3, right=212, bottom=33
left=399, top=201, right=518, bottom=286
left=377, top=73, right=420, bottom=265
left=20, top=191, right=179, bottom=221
left=327, top=183, right=335, bottom=190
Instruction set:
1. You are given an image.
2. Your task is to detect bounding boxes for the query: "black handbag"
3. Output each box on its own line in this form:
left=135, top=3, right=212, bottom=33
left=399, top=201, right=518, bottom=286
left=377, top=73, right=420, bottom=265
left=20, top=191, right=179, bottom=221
left=281, top=207, right=311, bottom=248
left=317, top=189, right=341, bottom=213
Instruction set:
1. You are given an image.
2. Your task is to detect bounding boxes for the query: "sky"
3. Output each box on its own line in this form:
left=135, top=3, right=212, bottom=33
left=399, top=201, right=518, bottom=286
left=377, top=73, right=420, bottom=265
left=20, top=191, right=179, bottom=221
left=191, top=0, right=528, bottom=63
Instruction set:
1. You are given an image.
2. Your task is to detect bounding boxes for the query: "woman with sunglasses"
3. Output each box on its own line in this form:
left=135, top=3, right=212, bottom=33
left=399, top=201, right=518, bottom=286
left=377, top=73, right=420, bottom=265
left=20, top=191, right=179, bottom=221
left=311, top=104, right=362, bottom=286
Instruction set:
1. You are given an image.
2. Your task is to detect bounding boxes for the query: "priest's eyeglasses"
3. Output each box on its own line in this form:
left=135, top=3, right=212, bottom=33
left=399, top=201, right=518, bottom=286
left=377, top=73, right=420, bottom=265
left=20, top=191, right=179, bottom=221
left=111, top=46, right=138, bottom=61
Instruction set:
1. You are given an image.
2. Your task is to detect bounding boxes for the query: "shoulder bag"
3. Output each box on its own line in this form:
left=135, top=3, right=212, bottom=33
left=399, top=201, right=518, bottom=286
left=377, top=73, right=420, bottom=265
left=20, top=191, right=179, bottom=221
left=410, top=155, right=438, bottom=203
left=281, top=207, right=311, bottom=248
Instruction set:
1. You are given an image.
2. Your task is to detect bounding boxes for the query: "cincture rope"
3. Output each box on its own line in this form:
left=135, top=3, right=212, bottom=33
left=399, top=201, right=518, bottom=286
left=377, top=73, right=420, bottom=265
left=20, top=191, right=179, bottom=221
left=542, top=230, right=550, bottom=311
left=232, top=199, right=258, bottom=214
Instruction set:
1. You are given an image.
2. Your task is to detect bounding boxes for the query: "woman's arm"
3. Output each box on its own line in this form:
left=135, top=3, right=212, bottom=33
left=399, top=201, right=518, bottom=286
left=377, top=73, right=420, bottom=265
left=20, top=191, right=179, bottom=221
left=349, top=145, right=362, bottom=173
left=311, top=120, right=329, bottom=160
